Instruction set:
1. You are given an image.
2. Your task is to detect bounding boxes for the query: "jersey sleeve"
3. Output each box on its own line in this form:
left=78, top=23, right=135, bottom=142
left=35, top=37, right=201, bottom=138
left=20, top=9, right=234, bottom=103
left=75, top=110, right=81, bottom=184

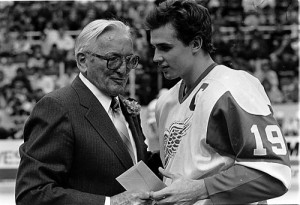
left=204, top=90, right=291, bottom=203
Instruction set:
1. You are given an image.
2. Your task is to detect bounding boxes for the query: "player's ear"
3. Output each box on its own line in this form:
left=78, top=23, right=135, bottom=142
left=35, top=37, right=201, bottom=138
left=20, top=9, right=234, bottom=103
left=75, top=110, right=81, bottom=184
left=191, top=37, right=202, bottom=53
left=76, top=53, right=88, bottom=73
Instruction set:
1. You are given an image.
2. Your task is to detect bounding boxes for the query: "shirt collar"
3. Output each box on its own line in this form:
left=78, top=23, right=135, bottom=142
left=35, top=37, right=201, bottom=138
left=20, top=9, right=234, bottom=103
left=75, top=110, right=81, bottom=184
left=79, top=72, right=112, bottom=114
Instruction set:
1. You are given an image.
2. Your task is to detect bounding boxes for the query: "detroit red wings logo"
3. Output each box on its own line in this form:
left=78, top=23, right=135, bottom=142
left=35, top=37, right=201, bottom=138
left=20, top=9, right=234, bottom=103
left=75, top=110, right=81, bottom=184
left=163, top=116, right=192, bottom=166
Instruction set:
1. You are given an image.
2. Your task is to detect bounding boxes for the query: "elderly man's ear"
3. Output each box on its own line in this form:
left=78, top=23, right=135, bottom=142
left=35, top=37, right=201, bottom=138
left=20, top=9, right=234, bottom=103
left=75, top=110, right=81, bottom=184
left=76, top=53, right=88, bottom=73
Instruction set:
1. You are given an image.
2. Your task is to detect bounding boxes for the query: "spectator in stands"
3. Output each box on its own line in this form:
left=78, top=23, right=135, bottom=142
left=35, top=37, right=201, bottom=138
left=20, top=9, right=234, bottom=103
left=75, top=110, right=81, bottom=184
left=43, top=24, right=75, bottom=59
left=259, top=59, right=284, bottom=104
left=54, top=25, right=75, bottom=53
left=0, top=71, right=10, bottom=110
left=0, top=56, right=19, bottom=83
left=31, top=88, right=45, bottom=103
left=0, top=30, right=14, bottom=56
left=0, top=28, right=12, bottom=50
left=263, top=71, right=284, bottom=104
left=44, top=58, right=60, bottom=75
left=42, top=23, right=75, bottom=58
left=2, top=74, right=34, bottom=140
left=246, top=31, right=270, bottom=60
left=0, top=69, right=10, bottom=89
left=11, top=67, right=32, bottom=93
left=41, top=23, right=57, bottom=56
left=8, top=80, right=32, bottom=116
left=229, top=28, right=247, bottom=59
left=66, top=9, right=82, bottom=30
left=48, top=44, right=65, bottom=63
left=273, top=49, right=298, bottom=93
left=27, top=45, right=45, bottom=71
left=12, top=31, right=31, bottom=62
left=0, top=108, right=15, bottom=139
left=30, top=67, right=55, bottom=94
left=281, top=75, right=299, bottom=103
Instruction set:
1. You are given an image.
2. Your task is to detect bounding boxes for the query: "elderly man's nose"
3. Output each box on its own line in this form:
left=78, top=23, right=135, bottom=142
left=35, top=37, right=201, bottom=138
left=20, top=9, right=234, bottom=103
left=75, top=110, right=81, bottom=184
left=117, top=60, right=128, bottom=74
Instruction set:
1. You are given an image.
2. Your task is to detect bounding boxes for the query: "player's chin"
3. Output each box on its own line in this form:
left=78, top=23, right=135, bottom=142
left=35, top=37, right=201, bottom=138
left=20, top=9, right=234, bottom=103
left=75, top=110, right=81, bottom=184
left=163, top=72, right=178, bottom=80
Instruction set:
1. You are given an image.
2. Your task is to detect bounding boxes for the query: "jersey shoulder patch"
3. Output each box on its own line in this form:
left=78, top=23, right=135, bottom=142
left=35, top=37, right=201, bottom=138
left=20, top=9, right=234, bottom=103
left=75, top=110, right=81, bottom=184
left=208, top=66, right=271, bottom=116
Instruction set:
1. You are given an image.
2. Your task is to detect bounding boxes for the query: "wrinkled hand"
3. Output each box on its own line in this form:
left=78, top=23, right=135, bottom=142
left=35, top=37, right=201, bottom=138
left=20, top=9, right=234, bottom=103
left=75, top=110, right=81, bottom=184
left=150, top=167, right=208, bottom=205
left=111, top=190, right=152, bottom=205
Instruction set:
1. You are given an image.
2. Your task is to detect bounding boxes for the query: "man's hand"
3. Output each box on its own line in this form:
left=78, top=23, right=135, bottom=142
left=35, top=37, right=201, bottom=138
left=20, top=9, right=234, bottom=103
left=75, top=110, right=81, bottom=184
left=111, top=190, right=152, bottom=205
left=149, top=167, right=208, bottom=205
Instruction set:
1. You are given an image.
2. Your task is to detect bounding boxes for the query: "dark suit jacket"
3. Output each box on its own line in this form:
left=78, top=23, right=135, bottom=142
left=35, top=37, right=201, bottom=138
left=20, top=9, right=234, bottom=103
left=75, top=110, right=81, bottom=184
left=15, top=76, right=161, bottom=205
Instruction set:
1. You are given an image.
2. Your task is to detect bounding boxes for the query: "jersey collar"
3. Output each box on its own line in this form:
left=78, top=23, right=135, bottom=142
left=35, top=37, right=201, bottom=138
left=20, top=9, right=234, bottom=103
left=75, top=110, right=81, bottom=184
left=179, top=62, right=217, bottom=104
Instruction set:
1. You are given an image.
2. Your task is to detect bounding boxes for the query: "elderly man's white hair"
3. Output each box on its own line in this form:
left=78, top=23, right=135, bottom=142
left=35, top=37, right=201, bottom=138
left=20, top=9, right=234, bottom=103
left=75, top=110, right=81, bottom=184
left=74, top=19, right=131, bottom=57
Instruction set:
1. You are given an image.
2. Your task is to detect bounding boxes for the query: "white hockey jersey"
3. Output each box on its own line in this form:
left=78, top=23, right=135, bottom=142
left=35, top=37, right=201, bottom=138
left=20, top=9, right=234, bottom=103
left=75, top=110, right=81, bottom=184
left=155, top=64, right=291, bottom=204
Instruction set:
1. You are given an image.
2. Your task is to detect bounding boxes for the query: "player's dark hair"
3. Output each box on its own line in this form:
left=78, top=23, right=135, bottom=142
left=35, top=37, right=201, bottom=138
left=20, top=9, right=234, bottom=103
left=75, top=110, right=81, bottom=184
left=145, top=0, right=214, bottom=54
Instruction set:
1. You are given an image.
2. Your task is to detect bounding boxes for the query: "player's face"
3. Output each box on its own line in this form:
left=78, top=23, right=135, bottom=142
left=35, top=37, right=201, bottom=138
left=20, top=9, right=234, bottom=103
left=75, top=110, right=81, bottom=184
left=150, top=24, right=193, bottom=80
left=85, top=29, right=133, bottom=97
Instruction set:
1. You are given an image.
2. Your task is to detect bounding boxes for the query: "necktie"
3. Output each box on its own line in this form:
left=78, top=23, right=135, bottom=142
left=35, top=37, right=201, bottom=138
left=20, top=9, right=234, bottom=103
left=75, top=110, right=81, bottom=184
left=111, top=97, right=136, bottom=164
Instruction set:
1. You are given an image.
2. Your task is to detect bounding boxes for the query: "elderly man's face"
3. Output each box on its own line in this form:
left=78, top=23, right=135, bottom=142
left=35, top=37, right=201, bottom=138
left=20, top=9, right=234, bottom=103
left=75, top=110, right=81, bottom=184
left=85, top=29, right=134, bottom=97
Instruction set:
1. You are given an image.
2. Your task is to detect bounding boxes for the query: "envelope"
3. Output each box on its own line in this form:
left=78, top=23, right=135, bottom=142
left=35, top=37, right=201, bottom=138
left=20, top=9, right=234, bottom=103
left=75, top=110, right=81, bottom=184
left=116, top=160, right=166, bottom=192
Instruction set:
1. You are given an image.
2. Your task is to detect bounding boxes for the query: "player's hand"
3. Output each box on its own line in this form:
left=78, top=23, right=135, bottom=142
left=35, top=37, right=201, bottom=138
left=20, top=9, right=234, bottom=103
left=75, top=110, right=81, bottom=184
left=111, top=190, right=152, bottom=205
left=149, top=167, right=208, bottom=205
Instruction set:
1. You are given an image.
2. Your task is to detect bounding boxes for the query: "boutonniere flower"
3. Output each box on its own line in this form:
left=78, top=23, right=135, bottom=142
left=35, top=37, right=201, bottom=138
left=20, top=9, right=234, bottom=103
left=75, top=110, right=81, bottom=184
left=123, top=98, right=141, bottom=116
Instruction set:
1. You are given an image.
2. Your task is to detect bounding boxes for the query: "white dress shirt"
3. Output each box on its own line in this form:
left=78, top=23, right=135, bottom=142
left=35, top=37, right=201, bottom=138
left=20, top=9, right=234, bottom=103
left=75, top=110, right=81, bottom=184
left=79, top=73, right=138, bottom=204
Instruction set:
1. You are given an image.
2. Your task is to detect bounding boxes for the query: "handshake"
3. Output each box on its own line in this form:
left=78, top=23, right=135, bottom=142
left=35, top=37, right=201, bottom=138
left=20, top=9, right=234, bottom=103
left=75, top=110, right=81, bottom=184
left=110, top=190, right=162, bottom=205
left=112, top=161, right=167, bottom=204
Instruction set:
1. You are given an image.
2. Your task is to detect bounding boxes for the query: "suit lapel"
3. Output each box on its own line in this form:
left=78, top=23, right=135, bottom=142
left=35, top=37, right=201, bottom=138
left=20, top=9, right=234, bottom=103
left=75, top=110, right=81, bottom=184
left=72, top=76, right=133, bottom=169
left=120, top=100, right=147, bottom=162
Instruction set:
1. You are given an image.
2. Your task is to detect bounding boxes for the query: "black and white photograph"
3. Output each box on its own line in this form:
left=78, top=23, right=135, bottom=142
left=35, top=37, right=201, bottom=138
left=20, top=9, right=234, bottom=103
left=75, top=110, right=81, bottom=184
left=0, top=0, right=299, bottom=204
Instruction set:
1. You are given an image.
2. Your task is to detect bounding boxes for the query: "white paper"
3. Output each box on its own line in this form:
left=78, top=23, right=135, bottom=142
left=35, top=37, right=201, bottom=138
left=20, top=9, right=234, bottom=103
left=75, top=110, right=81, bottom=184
left=116, top=161, right=166, bottom=192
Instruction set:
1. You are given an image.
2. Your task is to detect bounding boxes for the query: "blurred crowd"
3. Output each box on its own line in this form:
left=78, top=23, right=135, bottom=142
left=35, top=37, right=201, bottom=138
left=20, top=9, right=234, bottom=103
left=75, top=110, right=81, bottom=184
left=0, top=0, right=298, bottom=139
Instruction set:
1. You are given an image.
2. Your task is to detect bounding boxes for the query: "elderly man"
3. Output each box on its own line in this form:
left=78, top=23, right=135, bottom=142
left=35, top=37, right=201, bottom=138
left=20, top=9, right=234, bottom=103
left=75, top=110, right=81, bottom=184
left=15, top=19, right=161, bottom=205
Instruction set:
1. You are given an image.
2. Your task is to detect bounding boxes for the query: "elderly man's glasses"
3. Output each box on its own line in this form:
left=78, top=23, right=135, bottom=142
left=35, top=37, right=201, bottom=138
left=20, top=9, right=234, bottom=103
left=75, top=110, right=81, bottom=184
left=88, top=52, right=139, bottom=71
